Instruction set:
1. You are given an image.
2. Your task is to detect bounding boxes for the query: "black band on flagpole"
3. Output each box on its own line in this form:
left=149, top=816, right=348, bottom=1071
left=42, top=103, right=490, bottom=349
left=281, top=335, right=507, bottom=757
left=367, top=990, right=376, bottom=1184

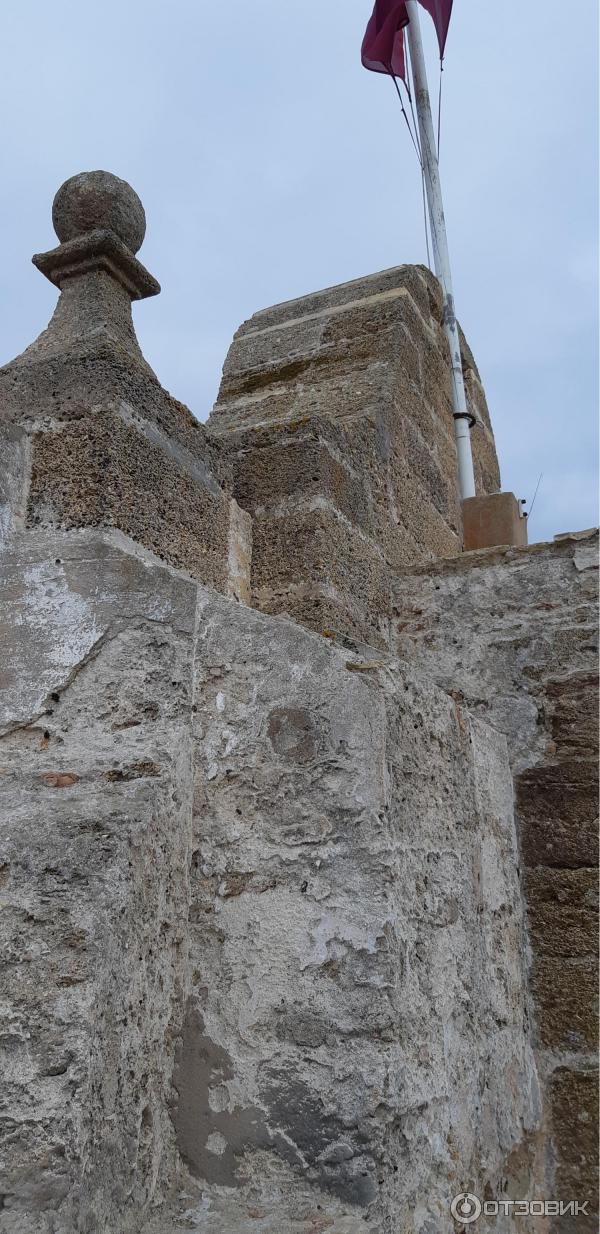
left=454, top=411, right=477, bottom=429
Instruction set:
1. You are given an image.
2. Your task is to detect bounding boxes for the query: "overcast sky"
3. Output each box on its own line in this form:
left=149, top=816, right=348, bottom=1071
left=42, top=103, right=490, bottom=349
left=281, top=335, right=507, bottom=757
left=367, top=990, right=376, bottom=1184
left=0, top=0, right=597, bottom=542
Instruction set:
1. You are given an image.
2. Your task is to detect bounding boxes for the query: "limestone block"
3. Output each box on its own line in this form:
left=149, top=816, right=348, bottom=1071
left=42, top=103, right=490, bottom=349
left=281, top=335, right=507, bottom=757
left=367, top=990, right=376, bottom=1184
left=209, top=264, right=501, bottom=639
left=25, top=404, right=248, bottom=596
left=530, top=883, right=598, bottom=1146
left=517, top=763, right=599, bottom=869
left=531, top=956, right=598, bottom=1052
left=549, top=1069, right=599, bottom=1231
left=524, top=868, right=599, bottom=960
left=212, top=265, right=496, bottom=470
left=221, top=427, right=373, bottom=535
left=250, top=503, right=392, bottom=647
left=0, top=370, right=248, bottom=600
left=392, top=535, right=599, bottom=769
left=0, top=529, right=196, bottom=731
left=211, top=398, right=461, bottom=642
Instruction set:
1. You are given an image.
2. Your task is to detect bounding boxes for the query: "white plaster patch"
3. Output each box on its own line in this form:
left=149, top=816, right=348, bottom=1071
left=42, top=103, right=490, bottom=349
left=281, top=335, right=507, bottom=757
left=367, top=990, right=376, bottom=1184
left=205, top=1131, right=228, bottom=1156
left=304, top=909, right=392, bottom=969
left=574, top=543, right=598, bottom=571
left=208, top=1085, right=231, bottom=1114
left=23, top=562, right=101, bottom=668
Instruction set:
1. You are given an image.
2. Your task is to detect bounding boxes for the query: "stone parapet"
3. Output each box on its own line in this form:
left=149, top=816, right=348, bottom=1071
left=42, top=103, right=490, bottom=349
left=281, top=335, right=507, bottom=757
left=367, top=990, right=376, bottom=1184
left=0, top=525, right=540, bottom=1233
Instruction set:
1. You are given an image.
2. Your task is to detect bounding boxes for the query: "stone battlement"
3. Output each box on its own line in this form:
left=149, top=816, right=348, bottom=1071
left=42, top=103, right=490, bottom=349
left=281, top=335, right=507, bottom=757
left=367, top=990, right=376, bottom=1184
left=1, top=171, right=505, bottom=648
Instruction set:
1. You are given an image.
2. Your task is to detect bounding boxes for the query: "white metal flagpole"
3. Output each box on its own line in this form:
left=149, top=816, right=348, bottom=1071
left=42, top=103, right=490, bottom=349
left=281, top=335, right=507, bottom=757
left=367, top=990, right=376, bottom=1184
left=405, top=0, right=476, bottom=501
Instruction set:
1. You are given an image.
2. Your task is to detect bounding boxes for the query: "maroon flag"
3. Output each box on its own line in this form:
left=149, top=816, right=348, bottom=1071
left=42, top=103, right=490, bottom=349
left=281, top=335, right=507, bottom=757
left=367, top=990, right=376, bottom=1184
left=361, top=0, right=453, bottom=82
left=419, top=0, right=453, bottom=58
left=361, top=0, right=409, bottom=83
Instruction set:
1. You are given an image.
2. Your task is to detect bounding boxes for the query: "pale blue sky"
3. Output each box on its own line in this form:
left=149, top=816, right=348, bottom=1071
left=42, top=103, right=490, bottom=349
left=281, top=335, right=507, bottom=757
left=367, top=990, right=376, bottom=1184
left=0, top=0, right=597, bottom=541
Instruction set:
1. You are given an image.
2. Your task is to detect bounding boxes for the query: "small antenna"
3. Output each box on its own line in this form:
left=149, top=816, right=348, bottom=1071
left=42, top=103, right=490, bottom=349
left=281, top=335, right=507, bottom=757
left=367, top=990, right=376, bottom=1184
left=528, top=472, right=544, bottom=519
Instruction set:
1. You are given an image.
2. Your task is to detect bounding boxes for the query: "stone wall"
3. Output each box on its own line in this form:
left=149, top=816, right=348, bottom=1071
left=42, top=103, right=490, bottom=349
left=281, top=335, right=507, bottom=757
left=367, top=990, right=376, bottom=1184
left=1, top=171, right=595, bottom=1234
left=392, top=532, right=599, bottom=1231
left=208, top=265, right=501, bottom=646
left=0, top=525, right=540, bottom=1234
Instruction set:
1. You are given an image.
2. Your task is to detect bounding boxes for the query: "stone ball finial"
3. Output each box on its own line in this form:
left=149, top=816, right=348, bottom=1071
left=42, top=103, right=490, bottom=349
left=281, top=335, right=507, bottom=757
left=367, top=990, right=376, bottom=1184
left=52, top=170, right=146, bottom=254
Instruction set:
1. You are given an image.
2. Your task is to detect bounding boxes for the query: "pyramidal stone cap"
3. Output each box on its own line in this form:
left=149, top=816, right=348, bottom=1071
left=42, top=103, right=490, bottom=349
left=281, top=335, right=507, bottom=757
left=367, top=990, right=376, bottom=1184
left=32, top=169, right=160, bottom=301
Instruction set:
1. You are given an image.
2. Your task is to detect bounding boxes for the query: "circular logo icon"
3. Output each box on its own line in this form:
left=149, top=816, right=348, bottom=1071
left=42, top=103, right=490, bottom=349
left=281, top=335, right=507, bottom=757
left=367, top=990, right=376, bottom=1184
left=450, top=1193, right=482, bottom=1224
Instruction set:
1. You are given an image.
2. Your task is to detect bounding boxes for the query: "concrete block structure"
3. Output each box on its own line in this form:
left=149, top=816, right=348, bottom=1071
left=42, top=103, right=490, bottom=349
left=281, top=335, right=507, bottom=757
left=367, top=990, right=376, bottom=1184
left=0, top=172, right=596, bottom=1234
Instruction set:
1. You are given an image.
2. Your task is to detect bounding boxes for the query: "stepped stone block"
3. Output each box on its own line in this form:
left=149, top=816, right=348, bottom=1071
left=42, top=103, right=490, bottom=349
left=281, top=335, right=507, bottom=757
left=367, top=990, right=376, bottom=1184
left=208, top=265, right=500, bottom=642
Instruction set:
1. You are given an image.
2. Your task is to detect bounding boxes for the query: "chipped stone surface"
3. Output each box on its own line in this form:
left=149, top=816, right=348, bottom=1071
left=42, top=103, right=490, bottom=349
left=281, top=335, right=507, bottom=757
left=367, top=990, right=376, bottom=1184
left=392, top=533, right=598, bottom=771
left=0, top=529, right=196, bottom=732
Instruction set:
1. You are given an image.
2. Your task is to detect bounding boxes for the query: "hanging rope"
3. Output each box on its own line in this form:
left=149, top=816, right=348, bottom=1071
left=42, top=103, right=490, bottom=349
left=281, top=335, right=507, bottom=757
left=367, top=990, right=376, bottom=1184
left=389, top=71, right=431, bottom=270
left=403, top=50, right=423, bottom=167
left=408, top=86, right=424, bottom=162
left=403, top=38, right=432, bottom=270
left=420, top=167, right=432, bottom=269
left=390, top=73, right=421, bottom=165
left=528, top=473, right=544, bottom=519
left=437, top=59, right=444, bottom=157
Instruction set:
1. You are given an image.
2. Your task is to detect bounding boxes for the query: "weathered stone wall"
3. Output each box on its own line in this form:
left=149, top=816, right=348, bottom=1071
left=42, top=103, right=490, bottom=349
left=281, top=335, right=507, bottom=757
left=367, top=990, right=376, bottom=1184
left=1, top=171, right=595, bottom=1234
left=0, top=525, right=539, bottom=1234
left=208, top=265, right=501, bottom=646
left=392, top=532, right=599, bottom=1231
